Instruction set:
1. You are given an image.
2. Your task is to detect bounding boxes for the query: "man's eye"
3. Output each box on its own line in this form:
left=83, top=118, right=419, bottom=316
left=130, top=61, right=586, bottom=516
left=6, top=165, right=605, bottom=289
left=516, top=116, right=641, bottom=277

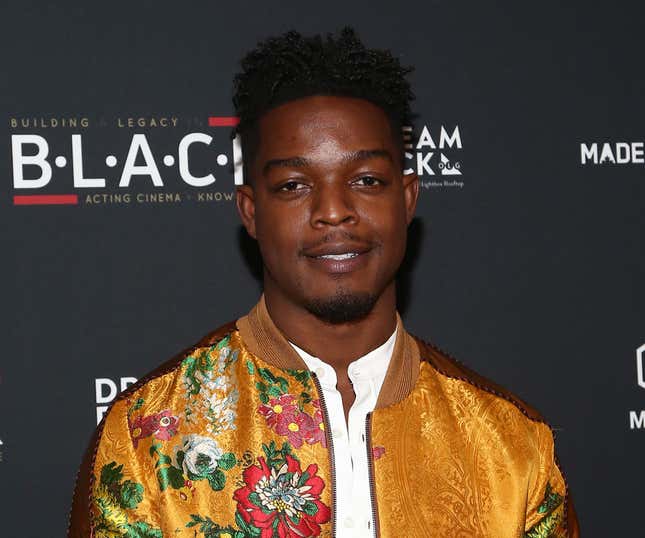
left=279, top=180, right=306, bottom=192
left=354, top=176, right=382, bottom=187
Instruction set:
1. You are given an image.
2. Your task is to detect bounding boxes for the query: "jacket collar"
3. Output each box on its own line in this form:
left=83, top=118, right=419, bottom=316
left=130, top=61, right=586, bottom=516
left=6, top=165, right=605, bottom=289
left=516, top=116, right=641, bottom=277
left=236, top=295, right=421, bottom=409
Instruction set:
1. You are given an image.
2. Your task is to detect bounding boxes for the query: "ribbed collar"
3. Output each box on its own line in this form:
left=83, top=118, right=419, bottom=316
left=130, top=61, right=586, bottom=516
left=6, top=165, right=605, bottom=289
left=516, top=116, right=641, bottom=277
left=236, top=295, right=421, bottom=409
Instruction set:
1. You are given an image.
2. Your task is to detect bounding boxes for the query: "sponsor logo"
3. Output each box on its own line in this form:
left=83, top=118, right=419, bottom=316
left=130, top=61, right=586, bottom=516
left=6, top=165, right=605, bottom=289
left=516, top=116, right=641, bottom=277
left=95, top=376, right=138, bottom=424
left=403, top=124, right=465, bottom=189
left=629, top=344, right=645, bottom=429
left=580, top=141, right=644, bottom=165
left=8, top=115, right=242, bottom=206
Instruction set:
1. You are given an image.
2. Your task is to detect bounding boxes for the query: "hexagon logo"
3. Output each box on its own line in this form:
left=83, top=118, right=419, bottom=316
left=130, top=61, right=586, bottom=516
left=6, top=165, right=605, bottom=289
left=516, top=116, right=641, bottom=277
left=637, top=344, right=645, bottom=389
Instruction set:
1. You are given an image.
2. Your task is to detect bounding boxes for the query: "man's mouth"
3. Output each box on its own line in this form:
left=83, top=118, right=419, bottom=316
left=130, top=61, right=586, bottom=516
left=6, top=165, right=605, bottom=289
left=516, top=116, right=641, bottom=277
left=315, top=252, right=360, bottom=260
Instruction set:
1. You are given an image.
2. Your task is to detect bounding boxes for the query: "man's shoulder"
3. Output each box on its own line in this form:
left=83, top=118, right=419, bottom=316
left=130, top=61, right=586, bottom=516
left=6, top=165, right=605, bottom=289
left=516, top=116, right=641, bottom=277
left=411, top=334, right=547, bottom=425
left=114, top=320, right=239, bottom=409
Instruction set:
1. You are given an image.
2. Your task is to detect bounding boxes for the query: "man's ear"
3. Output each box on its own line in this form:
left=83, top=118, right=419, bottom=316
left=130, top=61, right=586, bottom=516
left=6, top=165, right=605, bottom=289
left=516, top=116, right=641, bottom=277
left=402, top=172, right=419, bottom=225
left=236, top=184, right=257, bottom=239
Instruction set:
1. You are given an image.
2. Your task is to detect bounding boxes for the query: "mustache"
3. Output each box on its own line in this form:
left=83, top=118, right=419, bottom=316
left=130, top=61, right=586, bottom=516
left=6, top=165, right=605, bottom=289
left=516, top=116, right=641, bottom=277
left=299, top=232, right=378, bottom=254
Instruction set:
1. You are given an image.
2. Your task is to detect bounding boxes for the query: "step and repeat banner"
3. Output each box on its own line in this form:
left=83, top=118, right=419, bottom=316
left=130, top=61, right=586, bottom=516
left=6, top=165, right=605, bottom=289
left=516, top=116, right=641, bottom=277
left=2, top=2, right=643, bottom=536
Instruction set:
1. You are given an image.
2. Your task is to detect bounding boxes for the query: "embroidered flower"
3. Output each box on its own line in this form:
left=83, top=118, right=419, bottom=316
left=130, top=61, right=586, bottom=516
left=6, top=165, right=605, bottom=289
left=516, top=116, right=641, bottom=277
left=258, top=394, right=298, bottom=428
left=178, top=434, right=223, bottom=478
left=275, top=412, right=317, bottom=449
left=234, top=455, right=331, bottom=537
left=304, top=399, right=327, bottom=448
left=129, top=409, right=180, bottom=448
left=372, top=446, right=386, bottom=460
left=182, top=339, right=239, bottom=433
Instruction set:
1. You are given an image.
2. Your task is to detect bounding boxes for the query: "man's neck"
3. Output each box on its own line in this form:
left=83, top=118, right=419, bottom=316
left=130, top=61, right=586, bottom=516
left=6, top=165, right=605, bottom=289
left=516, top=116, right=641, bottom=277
left=263, top=284, right=398, bottom=374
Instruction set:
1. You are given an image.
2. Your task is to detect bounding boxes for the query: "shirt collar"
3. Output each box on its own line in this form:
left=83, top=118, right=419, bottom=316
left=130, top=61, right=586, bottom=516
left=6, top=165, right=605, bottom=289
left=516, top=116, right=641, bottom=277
left=289, top=328, right=397, bottom=390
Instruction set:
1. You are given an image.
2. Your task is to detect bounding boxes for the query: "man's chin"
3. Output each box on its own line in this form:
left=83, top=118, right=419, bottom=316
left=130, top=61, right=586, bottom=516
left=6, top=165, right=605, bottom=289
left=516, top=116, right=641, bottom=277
left=303, top=291, right=378, bottom=325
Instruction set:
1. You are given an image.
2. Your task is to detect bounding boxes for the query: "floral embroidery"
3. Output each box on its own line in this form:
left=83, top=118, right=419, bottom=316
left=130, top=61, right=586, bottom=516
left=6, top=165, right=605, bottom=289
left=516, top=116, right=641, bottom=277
left=150, top=434, right=237, bottom=494
left=186, top=514, right=243, bottom=538
left=92, top=462, right=162, bottom=538
left=233, top=443, right=331, bottom=538
left=524, top=482, right=565, bottom=538
left=182, top=336, right=239, bottom=434
left=129, top=409, right=180, bottom=449
left=253, top=365, right=327, bottom=448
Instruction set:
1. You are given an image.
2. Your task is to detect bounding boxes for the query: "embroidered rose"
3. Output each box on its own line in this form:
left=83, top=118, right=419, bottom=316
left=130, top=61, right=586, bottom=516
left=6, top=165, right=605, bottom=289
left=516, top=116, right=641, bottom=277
left=179, top=434, right=223, bottom=477
left=233, top=455, right=331, bottom=537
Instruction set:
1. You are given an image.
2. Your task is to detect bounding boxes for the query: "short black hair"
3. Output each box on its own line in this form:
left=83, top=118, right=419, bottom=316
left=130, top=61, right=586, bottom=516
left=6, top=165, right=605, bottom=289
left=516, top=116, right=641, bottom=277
left=232, top=27, right=415, bottom=180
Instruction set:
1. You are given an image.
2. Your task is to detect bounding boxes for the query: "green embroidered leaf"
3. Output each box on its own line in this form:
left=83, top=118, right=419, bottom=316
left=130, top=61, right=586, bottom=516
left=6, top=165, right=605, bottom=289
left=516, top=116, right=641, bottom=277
left=536, top=482, right=563, bottom=515
left=157, top=466, right=185, bottom=491
left=236, top=510, right=262, bottom=536
left=302, top=501, right=318, bottom=516
left=125, top=521, right=163, bottom=538
left=154, top=453, right=172, bottom=468
left=207, top=469, right=226, bottom=491
left=286, top=369, right=312, bottom=390
left=216, top=335, right=231, bottom=350
left=119, top=480, right=144, bottom=509
left=100, top=462, right=124, bottom=487
left=246, top=360, right=255, bottom=375
left=128, top=398, right=145, bottom=415
left=300, top=391, right=312, bottom=404
left=297, top=470, right=310, bottom=488
left=248, top=491, right=262, bottom=508
left=176, top=450, right=185, bottom=468
left=276, top=377, right=289, bottom=393
left=258, top=368, right=277, bottom=384
left=255, top=381, right=267, bottom=392
left=259, top=392, right=269, bottom=404
left=267, top=385, right=282, bottom=397
left=218, top=452, right=237, bottom=470
left=523, top=508, right=563, bottom=538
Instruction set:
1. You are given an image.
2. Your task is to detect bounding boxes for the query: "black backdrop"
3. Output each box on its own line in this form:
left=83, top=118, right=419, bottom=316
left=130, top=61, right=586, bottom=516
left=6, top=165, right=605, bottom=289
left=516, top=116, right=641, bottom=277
left=2, top=1, right=644, bottom=536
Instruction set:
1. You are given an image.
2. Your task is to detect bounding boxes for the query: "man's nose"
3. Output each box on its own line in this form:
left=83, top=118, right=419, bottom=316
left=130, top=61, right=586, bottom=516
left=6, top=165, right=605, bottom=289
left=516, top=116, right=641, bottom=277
left=310, top=182, right=358, bottom=228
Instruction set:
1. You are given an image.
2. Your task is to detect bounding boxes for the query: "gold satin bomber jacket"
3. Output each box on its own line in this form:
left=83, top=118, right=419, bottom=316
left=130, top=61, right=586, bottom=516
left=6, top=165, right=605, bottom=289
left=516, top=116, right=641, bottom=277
left=69, top=297, right=580, bottom=537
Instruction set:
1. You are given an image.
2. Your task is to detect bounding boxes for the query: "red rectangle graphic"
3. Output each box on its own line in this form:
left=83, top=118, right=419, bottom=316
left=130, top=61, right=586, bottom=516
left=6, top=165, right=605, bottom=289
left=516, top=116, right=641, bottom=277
left=13, top=194, right=79, bottom=206
left=208, top=116, right=239, bottom=127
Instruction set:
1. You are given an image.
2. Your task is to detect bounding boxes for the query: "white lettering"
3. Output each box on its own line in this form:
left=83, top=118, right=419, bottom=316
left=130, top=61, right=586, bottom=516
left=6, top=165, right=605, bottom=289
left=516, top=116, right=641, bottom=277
left=599, top=143, right=616, bottom=164
left=233, top=134, right=244, bottom=185
left=439, top=126, right=462, bottom=149
left=632, top=142, right=644, bottom=163
left=12, top=134, right=52, bottom=188
left=95, top=378, right=117, bottom=404
left=96, top=405, right=109, bottom=425
left=416, top=126, right=436, bottom=149
left=416, top=152, right=434, bottom=176
left=178, top=133, right=216, bottom=186
left=630, top=410, right=645, bottom=429
left=119, top=134, right=163, bottom=187
left=580, top=143, right=598, bottom=164
left=120, top=376, right=137, bottom=392
left=72, top=134, right=106, bottom=187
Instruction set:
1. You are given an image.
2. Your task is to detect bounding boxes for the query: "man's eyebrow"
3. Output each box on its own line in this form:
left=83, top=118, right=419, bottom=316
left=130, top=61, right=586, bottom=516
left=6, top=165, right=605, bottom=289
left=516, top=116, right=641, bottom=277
left=262, top=149, right=393, bottom=175
left=262, top=156, right=310, bottom=175
left=342, top=148, right=394, bottom=164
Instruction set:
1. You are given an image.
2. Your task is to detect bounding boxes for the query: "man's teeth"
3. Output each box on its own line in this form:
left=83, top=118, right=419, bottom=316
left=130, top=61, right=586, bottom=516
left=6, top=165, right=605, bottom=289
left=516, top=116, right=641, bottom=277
left=317, top=253, right=359, bottom=260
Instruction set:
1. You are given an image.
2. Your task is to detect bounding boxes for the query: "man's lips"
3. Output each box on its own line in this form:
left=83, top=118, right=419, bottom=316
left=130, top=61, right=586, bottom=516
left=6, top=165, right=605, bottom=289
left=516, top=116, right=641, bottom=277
left=302, top=242, right=373, bottom=273
left=302, top=242, right=372, bottom=258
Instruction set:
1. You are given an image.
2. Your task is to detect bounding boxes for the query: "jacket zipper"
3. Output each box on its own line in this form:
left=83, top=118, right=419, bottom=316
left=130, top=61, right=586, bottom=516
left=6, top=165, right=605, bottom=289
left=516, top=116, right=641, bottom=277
left=311, top=372, right=337, bottom=537
left=365, top=412, right=380, bottom=538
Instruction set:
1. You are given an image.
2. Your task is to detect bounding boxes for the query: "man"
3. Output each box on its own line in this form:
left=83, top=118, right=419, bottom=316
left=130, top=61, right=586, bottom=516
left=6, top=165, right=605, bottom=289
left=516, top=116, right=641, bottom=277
left=69, top=28, right=579, bottom=537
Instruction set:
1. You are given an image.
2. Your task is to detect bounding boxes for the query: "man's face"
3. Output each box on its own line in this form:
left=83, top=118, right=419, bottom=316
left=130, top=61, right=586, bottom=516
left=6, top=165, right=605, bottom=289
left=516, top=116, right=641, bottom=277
left=236, top=95, right=418, bottom=324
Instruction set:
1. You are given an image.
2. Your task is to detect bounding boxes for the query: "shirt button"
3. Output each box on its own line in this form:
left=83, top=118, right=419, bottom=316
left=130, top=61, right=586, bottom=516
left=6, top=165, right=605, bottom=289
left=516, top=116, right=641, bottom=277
left=343, top=517, right=354, bottom=528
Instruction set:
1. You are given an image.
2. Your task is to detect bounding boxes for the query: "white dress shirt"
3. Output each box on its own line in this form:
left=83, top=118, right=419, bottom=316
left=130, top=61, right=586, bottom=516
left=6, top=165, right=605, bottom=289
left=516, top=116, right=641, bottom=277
left=289, top=327, right=397, bottom=538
